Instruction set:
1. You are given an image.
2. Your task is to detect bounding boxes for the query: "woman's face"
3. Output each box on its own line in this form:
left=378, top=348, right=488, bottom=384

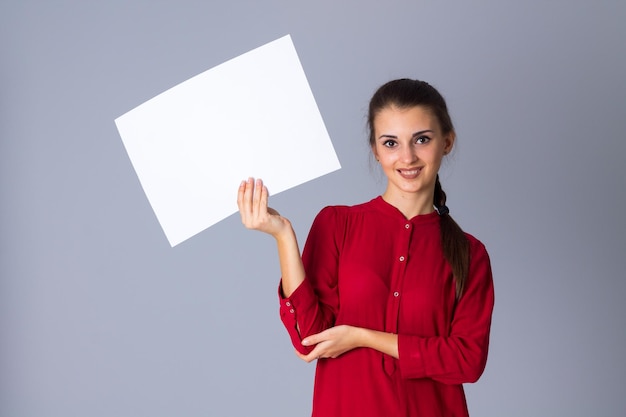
left=372, top=105, right=455, bottom=203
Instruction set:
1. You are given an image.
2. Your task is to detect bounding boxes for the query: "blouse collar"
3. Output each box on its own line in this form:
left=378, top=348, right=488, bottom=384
left=370, top=196, right=440, bottom=225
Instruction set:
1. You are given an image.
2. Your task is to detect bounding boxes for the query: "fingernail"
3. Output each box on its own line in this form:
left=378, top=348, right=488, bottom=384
left=302, top=339, right=309, bottom=346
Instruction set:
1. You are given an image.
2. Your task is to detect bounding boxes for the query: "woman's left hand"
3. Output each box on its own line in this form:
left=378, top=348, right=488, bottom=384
left=295, top=325, right=363, bottom=363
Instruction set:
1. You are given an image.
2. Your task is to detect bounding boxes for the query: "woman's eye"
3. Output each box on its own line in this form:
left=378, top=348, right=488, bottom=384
left=415, top=136, right=430, bottom=144
left=383, top=140, right=397, bottom=148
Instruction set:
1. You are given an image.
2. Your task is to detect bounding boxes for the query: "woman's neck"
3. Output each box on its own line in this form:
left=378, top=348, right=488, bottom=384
left=381, top=190, right=435, bottom=219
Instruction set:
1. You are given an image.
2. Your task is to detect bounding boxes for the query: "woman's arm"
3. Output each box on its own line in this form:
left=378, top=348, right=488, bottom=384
left=395, top=240, right=494, bottom=384
left=237, top=178, right=304, bottom=297
left=296, top=325, right=399, bottom=362
left=239, top=179, right=342, bottom=354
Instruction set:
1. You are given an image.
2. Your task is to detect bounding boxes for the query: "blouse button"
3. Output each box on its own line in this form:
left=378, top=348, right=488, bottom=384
left=399, top=256, right=405, bottom=262
left=405, top=223, right=410, bottom=229
left=393, top=291, right=400, bottom=297
left=290, top=309, right=295, bottom=314
left=285, top=302, right=291, bottom=307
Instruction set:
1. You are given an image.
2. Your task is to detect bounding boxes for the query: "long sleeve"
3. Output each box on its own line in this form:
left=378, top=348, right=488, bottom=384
left=397, top=237, right=495, bottom=384
left=279, top=206, right=345, bottom=355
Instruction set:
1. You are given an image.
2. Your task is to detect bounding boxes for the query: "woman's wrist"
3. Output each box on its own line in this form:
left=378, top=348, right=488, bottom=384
left=358, top=327, right=377, bottom=350
left=271, top=218, right=294, bottom=241
left=357, top=327, right=399, bottom=358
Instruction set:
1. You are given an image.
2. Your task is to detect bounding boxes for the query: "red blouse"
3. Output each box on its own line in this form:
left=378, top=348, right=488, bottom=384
left=279, top=196, right=494, bottom=417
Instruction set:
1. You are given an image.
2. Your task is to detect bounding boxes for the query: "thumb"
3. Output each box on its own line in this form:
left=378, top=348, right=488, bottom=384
left=295, top=348, right=319, bottom=363
left=267, top=207, right=281, bottom=216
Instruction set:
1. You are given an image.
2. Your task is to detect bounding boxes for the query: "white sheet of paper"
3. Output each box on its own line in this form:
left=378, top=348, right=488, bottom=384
left=115, top=35, right=341, bottom=246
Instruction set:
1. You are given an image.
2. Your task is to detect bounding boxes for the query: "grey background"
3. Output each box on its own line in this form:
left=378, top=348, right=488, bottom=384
left=1, top=1, right=625, bottom=416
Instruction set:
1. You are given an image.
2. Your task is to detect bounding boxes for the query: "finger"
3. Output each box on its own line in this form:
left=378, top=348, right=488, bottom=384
left=260, top=185, right=269, bottom=215
left=242, top=177, right=254, bottom=215
left=294, top=350, right=308, bottom=361
left=252, top=178, right=263, bottom=216
left=302, top=330, right=326, bottom=347
left=240, top=178, right=257, bottom=226
left=298, top=348, right=321, bottom=363
left=236, top=180, right=246, bottom=212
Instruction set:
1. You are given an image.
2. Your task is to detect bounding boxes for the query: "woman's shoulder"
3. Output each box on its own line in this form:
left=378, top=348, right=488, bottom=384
left=308, top=200, right=380, bottom=245
left=463, top=231, right=492, bottom=267
left=314, top=198, right=380, bottom=220
left=464, top=231, right=487, bottom=250
left=464, top=231, right=483, bottom=246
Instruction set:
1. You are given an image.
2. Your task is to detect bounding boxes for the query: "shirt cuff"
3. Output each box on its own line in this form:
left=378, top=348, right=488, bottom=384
left=278, top=277, right=318, bottom=313
left=277, top=278, right=317, bottom=354
left=398, top=334, right=426, bottom=379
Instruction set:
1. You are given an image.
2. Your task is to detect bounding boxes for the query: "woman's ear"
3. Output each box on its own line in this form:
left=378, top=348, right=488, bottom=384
left=443, top=131, right=456, bottom=155
left=371, top=145, right=379, bottom=161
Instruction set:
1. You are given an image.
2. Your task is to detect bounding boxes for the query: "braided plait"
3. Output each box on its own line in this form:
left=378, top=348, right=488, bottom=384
left=434, top=175, right=469, bottom=299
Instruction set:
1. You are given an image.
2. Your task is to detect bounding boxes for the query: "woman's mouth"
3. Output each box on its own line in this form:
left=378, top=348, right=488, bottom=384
left=397, top=168, right=422, bottom=179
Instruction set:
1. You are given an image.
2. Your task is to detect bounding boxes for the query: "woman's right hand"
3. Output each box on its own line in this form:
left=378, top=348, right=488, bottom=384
left=237, top=178, right=291, bottom=238
left=238, top=178, right=305, bottom=297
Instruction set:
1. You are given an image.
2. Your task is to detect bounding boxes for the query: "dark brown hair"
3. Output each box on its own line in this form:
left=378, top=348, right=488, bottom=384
left=368, top=79, right=469, bottom=298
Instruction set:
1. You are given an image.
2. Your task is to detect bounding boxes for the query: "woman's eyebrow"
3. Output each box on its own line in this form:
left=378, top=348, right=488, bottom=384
left=378, top=129, right=434, bottom=140
left=378, top=134, right=398, bottom=140
left=411, top=129, right=434, bottom=137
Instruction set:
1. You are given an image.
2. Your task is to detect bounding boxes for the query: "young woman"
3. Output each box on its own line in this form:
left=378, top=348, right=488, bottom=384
left=237, top=79, right=494, bottom=417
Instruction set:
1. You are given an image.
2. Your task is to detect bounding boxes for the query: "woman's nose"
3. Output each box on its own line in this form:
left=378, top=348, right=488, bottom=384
left=400, top=144, right=417, bottom=163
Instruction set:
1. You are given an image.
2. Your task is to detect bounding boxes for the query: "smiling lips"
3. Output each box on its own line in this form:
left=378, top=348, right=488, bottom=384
left=397, top=168, right=422, bottom=179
